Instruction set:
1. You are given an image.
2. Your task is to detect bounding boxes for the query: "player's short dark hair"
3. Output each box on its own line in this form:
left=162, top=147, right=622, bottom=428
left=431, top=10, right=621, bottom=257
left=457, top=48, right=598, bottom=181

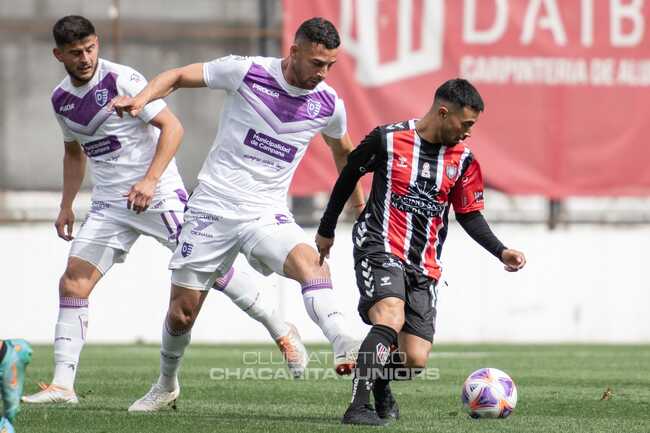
left=434, top=78, right=485, bottom=112
left=52, top=15, right=96, bottom=47
left=294, top=17, right=340, bottom=49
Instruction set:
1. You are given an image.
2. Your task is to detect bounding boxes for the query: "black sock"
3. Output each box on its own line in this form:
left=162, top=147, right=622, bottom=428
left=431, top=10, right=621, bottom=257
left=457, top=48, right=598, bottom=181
left=350, top=325, right=398, bottom=408
left=0, top=341, right=6, bottom=362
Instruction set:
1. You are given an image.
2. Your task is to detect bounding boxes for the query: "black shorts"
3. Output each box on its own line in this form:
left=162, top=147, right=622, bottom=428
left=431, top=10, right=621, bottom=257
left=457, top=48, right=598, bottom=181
left=354, top=252, right=439, bottom=342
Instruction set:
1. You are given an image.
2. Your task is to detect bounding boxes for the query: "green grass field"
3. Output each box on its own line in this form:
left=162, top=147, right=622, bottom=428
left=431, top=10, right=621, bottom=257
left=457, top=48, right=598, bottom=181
left=13, top=344, right=650, bottom=432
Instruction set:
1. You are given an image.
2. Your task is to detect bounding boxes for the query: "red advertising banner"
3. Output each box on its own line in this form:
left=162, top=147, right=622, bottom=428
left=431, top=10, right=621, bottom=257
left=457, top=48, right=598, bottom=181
left=284, top=0, right=650, bottom=197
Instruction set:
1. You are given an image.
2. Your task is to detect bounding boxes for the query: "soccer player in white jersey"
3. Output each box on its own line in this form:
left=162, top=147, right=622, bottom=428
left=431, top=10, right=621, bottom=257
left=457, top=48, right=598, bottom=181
left=22, top=15, right=307, bottom=405
left=114, top=17, right=367, bottom=411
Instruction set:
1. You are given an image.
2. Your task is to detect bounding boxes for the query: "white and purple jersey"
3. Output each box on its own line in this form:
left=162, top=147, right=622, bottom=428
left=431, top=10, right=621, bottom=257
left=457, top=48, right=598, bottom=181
left=196, top=55, right=347, bottom=213
left=51, top=58, right=185, bottom=203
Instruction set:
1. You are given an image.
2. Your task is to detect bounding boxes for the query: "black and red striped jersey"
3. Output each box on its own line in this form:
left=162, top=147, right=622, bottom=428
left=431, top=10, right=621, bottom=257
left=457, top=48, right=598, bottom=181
left=320, top=119, right=485, bottom=280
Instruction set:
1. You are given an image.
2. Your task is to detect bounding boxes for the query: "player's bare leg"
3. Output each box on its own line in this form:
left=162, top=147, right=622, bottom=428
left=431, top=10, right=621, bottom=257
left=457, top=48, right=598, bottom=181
left=22, top=257, right=102, bottom=405
left=129, top=285, right=207, bottom=412
left=213, top=267, right=307, bottom=378
left=282, top=243, right=359, bottom=375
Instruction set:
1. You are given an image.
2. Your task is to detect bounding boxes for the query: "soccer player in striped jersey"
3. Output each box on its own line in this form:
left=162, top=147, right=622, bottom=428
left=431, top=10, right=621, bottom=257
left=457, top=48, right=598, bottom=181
left=316, top=79, right=527, bottom=425
left=23, top=15, right=307, bottom=406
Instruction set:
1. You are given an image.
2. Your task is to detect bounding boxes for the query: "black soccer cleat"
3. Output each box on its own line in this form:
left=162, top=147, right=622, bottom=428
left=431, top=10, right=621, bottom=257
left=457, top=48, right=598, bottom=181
left=375, top=390, right=400, bottom=420
left=341, top=404, right=389, bottom=426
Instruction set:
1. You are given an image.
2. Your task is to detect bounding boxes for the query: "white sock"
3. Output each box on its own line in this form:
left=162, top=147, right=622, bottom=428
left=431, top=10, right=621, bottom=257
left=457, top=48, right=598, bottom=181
left=214, top=267, right=289, bottom=340
left=157, top=318, right=191, bottom=392
left=52, top=297, right=89, bottom=390
left=301, top=279, right=349, bottom=345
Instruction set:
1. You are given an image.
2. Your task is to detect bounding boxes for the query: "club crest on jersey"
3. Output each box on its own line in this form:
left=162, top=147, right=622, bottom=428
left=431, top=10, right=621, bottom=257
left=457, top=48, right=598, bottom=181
left=446, top=164, right=458, bottom=180
left=181, top=242, right=194, bottom=258
left=421, top=162, right=431, bottom=178
left=306, top=99, right=321, bottom=118
left=95, top=88, right=109, bottom=107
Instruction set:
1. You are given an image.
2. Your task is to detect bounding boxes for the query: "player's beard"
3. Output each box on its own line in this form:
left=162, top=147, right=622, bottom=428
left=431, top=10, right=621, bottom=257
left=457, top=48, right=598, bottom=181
left=65, top=61, right=98, bottom=85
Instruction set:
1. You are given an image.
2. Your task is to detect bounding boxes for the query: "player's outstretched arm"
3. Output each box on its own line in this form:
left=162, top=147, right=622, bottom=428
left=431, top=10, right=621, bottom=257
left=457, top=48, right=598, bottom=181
left=323, top=133, right=366, bottom=217
left=125, top=107, right=184, bottom=213
left=56, top=140, right=86, bottom=241
left=112, top=63, right=206, bottom=118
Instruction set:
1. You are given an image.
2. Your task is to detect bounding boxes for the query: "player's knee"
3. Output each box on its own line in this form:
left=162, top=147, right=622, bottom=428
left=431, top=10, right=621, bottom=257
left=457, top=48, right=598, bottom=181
left=284, top=243, right=331, bottom=282
left=59, top=267, right=92, bottom=298
left=167, top=303, right=198, bottom=331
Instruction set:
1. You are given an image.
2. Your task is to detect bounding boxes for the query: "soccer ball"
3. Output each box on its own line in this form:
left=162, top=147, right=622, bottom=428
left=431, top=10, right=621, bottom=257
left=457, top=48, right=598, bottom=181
left=461, top=367, right=517, bottom=418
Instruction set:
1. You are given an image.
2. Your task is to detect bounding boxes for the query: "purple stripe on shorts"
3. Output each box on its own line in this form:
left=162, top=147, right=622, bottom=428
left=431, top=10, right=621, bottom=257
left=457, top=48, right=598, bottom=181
left=301, top=278, right=333, bottom=294
left=60, top=297, right=89, bottom=308
left=213, top=268, right=235, bottom=291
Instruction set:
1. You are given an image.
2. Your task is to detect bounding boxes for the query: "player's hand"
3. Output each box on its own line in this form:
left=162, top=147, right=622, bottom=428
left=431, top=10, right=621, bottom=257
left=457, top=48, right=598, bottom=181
left=124, top=177, right=157, bottom=213
left=315, top=233, right=334, bottom=266
left=55, top=207, right=75, bottom=241
left=501, top=248, right=526, bottom=272
left=110, top=95, right=145, bottom=118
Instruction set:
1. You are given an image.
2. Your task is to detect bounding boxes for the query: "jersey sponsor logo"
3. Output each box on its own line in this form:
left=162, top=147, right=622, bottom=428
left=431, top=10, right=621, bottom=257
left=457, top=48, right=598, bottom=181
left=95, top=88, right=109, bottom=107
left=130, top=72, right=142, bottom=83
left=396, top=156, right=408, bottom=168
left=390, top=183, right=445, bottom=218
left=81, top=136, right=121, bottom=157
left=306, top=99, right=321, bottom=118
left=252, top=82, right=280, bottom=98
left=59, top=103, right=75, bottom=112
left=243, top=129, right=298, bottom=163
left=181, top=242, right=194, bottom=257
left=474, top=191, right=484, bottom=202
left=380, top=276, right=392, bottom=287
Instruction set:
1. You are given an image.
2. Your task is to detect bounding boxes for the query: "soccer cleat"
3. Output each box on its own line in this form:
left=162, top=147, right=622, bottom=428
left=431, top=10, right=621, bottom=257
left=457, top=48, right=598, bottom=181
left=374, top=386, right=400, bottom=420
left=1, top=339, right=32, bottom=422
left=275, top=323, right=308, bottom=378
left=21, top=382, right=79, bottom=404
left=341, top=404, right=388, bottom=426
left=333, top=337, right=359, bottom=375
left=0, top=417, right=15, bottom=433
left=128, top=383, right=179, bottom=412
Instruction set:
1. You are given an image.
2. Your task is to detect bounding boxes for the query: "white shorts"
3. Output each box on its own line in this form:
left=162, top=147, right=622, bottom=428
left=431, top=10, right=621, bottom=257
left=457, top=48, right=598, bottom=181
left=69, top=197, right=186, bottom=274
left=170, top=206, right=308, bottom=291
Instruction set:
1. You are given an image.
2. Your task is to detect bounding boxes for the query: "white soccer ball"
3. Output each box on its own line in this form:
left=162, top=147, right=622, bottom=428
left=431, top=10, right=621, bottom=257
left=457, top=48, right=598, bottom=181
left=461, top=367, right=517, bottom=418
